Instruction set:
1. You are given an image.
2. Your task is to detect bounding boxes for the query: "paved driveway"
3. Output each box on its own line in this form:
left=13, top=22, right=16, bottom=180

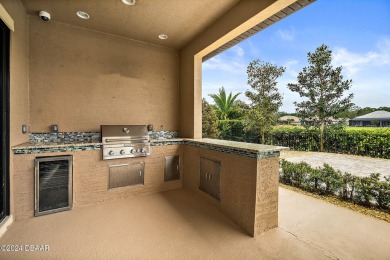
left=280, top=150, right=390, bottom=178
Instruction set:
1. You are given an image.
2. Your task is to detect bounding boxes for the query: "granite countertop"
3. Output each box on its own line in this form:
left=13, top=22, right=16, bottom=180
left=11, top=139, right=184, bottom=150
left=11, top=138, right=287, bottom=157
left=151, top=138, right=184, bottom=143
left=12, top=140, right=103, bottom=150
left=189, top=138, right=288, bottom=153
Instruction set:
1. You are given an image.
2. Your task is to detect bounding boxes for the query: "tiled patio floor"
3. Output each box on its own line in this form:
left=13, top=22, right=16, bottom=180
left=281, top=150, right=390, bottom=178
left=0, top=187, right=389, bottom=259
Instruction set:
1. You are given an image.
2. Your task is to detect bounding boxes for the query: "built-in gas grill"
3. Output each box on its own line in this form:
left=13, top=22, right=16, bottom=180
left=101, top=125, right=151, bottom=160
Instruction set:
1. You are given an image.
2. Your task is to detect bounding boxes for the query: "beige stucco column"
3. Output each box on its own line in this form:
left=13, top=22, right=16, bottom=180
left=179, top=0, right=300, bottom=138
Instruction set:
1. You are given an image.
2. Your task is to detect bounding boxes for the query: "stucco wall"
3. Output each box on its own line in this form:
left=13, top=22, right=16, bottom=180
left=183, top=145, right=257, bottom=235
left=182, top=145, right=279, bottom=236
left=255, top=156, right=279, bottom=236
left=13, top=145, right=183, bottom=220
left=179, top=0, right=297, bottom=138
left=29, top=17, right=179, bottom=132
left=1, top=0, right=29, bottom=216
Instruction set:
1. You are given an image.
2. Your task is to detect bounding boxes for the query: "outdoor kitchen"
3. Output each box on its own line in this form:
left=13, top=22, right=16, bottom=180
left=12, top=125, right=283, bottom=236
left=0, top=0, right=300, bottom=245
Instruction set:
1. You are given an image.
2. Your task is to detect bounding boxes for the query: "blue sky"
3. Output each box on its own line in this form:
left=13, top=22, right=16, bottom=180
left=202, top=0, right=390, bottom=113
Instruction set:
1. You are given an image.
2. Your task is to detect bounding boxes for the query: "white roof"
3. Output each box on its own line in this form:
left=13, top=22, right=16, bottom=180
left=278, top=116, right=300, bottom=121
left=352, top=111, right=390, bottom=120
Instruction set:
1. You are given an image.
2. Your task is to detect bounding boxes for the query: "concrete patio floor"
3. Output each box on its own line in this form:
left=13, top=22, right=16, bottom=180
left=0, top=187, right=389, bottom=260
left=281, top=150, right=390, bottom=178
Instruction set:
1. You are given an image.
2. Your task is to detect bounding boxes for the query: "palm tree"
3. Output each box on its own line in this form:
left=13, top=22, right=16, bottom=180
left=209, top=87, right=241, bottom=120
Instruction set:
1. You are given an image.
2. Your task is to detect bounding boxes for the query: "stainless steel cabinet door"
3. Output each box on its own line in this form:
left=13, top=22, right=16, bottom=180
left=109, top=162, right=144, bottom=189
left=199, top=157, right=221, bottom=200
left=164, top=156, right=180, bottom=181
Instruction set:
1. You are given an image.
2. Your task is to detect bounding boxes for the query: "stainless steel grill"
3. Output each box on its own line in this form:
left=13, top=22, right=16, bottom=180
left=101, top=125, right=151, bottom=160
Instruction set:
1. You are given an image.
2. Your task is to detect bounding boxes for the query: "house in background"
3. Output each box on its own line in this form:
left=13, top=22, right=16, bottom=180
left=300, top=116, right=346, bottom=126
left=349, top=111, right=390, bottom=127
left=278, top=115, right=300, bottom=125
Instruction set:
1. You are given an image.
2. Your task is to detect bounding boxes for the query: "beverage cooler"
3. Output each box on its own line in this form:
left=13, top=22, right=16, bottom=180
left=34, top=156, right=73, bottom=216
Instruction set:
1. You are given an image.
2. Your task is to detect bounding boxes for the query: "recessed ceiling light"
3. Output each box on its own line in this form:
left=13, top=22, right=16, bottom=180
left=158, top=34, right=168, bottom=40
left=76, top=11, right=90, bottom=19
left=122, top=0, right=136, bottom=5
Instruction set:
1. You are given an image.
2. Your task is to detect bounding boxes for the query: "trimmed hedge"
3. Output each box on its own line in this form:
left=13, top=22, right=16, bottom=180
left=216, top=121, right=390, bottom=158
left=280, top=159, right=390, bottom=211
left=266, top=127, right=390, bottom=159
left=217, top=120, right=259, bottom=143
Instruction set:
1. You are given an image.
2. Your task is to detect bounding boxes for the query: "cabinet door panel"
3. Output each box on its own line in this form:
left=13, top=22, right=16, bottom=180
left=199, top=157, right=221, bottom=200
left=165, top=156, right=180, bottom=181
left=109, top=162, right=144, bottom=189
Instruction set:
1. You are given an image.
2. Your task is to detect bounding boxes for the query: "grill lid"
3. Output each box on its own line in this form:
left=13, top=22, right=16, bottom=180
left=101, top=125, right=150, bottom=160
left=101, top=125, right=149, bottom=144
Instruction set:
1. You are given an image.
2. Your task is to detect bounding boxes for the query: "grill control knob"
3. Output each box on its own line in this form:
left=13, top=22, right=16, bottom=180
left=140, top=148, right=145, bottom=153
left=109, top=150, right=115, bottom=156
left=120, top=150, right=126, bottom=155
left=130, top=149, right=136, bottom=154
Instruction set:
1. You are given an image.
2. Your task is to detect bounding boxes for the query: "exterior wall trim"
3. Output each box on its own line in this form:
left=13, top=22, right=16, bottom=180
left=0, top=4, right=14, bottom=31
left=0, top=215, right=13, bottom=239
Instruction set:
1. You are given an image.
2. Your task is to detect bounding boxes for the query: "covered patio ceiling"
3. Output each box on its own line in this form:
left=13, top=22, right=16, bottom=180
left=21, top=0, right=240, bottom=49
left=21, top=0, right=314, bottom=56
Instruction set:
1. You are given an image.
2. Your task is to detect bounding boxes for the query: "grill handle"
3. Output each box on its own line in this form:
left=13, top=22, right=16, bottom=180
left=104, top=137, right=149, bottom=143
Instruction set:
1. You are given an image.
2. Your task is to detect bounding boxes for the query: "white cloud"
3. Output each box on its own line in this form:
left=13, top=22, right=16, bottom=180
left=333, top=38, right=390, bottom=76
left=235, top=46, right=245, bottom=57
left=282, top=59, right=299, bottom=77
left=202, top=46, right=247, bottom=74
left=348, top=77, right=390, bottom=108
left=202, top=57, right=246, bottom=74
left=246, top=39, right=260, bottom=56
left=276, top=27, right=296, bottom=42
left=202, top=76, right=247, bottom=104
left=203, top=38, right=390, bottom=112
left=331, top=39, right=390, bottom=109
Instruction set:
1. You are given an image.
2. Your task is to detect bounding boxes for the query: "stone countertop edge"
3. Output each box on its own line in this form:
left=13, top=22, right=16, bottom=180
left=11, top=139, right=183, bottom=149
left=11, top=140, right=103, bottom=150
left=187, top=138, right=288, bottom=153
left=12, top=138, right=287, bottom=153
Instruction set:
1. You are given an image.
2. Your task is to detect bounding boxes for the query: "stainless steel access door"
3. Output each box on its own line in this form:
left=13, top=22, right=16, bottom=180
left=164, top=156, right=180, bottom=182
left=199, top=157, right=221, bottom=200
left=108, top=162, right=144, bottom=189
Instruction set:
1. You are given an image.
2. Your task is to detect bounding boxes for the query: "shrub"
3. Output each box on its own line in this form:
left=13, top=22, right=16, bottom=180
left=279, top=159, right=294, bottom=185
left=279, top=160, right=390, bottom=211
left=339, top=173, right=357, bottom=201
left=291, top=161, right=311, bottom=189
left=266, top=127, right=390, bottom=159
left=307, top=167, right=322, bottom=192
left=318, top=164, right=342, bottom=195
left=218, top=120, right=247, bottom=141
left=373, top=176, right=390, bottom=209
left=355, top=173, right=379, bottom=206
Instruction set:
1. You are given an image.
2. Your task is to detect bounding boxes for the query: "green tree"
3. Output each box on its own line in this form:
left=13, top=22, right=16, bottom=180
left=228, top=100, right=249, bottom=120
left=335, top=105, right=360, bottom=119
left=377, top=107, right=390, bottom=112
left=287, top=44, right=354, bottom=152
left=202, top=99, right=220, bottom=138
left=209, top=87, right=241, bottom=120
left=245, top=59, right=285, bottom=144
left=356, top=107, right=375, bottom=117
